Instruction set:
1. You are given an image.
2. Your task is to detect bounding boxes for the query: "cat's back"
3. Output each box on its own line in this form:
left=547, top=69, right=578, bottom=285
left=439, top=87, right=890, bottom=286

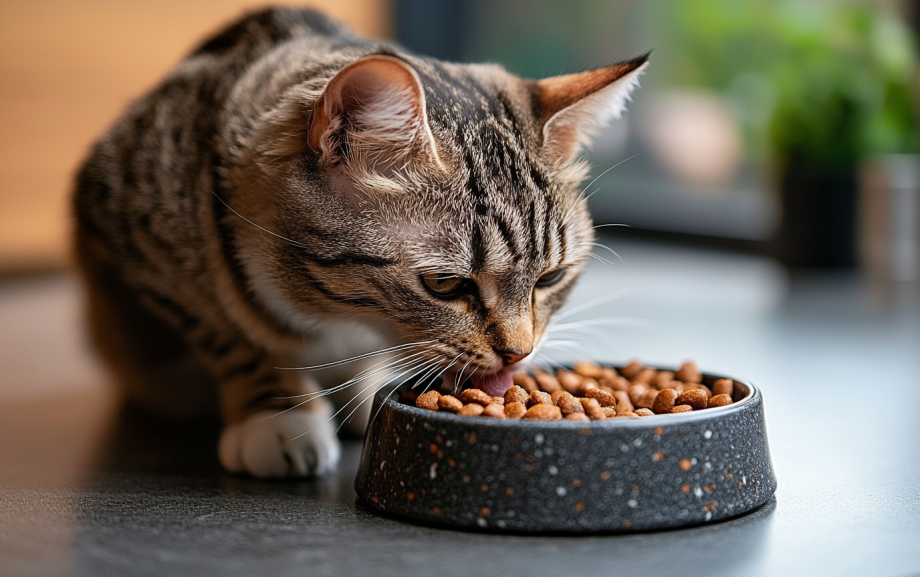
left=73, top=7, right=358, bottom=267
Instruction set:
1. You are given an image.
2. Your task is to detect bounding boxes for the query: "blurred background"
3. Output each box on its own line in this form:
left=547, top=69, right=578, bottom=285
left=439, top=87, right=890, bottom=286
left=2, top=0, right=918, bottom=277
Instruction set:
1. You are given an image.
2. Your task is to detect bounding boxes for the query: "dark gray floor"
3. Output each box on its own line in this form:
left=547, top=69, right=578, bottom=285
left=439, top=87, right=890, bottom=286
left=1, top=239, right=919, bottom=577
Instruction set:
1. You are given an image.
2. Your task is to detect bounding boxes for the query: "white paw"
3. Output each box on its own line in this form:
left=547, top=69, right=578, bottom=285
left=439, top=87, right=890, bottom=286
left=218, top=410, right=342, bottom=478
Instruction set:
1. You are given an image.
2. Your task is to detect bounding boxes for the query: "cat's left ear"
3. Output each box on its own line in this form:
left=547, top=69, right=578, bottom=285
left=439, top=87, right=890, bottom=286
left=307, top=54, right=443, bottom=169
left=530, top=54, right=649, bottom=167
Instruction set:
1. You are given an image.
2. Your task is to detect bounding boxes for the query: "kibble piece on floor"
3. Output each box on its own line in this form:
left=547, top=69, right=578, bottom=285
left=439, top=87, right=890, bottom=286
left=504, top=402, right=527, bottom=419
left=652, top=371, right=675, bottom=388
left=614, top=411, right=638, bottom=418
left=459, top=388, right=492, bottom=406
left=712, top=378, right=733, bottom=397
left=670, top=404, right=693, bottom=413
left=620, top=359, right=644, bottom=380
left=523, top=404, right=562, bottom=420
left=585, top=388, right=617, bottom=407
left=556, top=393, right=584, bottom=416
left=634, top=408, right=655, bottom=417
left=416, top=390, right=440, bottom=411
left=459, top=403, right=485, bottom=416
left=652, top=388, right=678, bottom=414
left=535, top=373, right=562, bottom=393
left=675, top=389, right=708, bottom=410
left=528, top=390, right=553, bottom=407
left=482, top=404, right=506, bottom=418
left=580, top=397, right=606, bottom=420
left=513, top=372, right=539, bottom=393
left=573, top=361, right=603, bottom=379
left=564, top=412, right=591, bottom=422
left=636, top=389, right=659, bottom=409
left=708, top=394, right=733, bottom=408
left=504, top=385, right=530, bottom=406
left=437, top=394, right=463, bottom=412
left=676, top=360, right=701, bottom=383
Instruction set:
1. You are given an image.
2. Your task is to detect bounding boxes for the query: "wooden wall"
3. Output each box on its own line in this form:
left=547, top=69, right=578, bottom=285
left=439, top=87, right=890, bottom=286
left=0, top=0, right=393, bottom=273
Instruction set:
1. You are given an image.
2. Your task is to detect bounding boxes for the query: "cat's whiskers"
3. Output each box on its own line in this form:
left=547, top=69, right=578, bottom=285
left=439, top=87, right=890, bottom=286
left=276, top=339, right=437, bottom=371
left=591, top=242, right=624, bottom=263
left=211, top=190, right=310, bottom=250
left=554, top=289, right=629, bottom=321
left=330, top=352, right=447, bottom=433
left=562, top=154, right=638, bottom=227
left=362, top=352, right=463, bottom=433
left=588, top=252, right=618, bottom=268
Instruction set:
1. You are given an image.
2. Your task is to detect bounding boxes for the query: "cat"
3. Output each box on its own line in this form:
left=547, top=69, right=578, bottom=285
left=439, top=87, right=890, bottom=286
left=73, top=6, right=647, bottom=478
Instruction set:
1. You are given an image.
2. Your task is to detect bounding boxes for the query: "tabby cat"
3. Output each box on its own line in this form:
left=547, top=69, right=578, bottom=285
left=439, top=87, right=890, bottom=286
left=73, top=7, right=647, bottom=478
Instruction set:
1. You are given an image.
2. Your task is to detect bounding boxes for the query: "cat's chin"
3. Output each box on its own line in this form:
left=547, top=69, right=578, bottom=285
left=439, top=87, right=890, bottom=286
left=442, top=368, right=513, bottom=398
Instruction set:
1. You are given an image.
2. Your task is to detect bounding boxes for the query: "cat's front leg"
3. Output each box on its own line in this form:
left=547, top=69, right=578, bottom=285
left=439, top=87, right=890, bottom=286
left=213, top=348, right=341, bottom=478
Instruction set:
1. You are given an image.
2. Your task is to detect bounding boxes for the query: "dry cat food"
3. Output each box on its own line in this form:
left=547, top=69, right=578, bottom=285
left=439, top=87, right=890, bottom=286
left=408, top=360, right=736, bottom=420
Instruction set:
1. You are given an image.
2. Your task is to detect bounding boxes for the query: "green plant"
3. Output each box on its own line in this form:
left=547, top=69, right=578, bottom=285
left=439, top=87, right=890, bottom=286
left=657, top=0, right=918, bottom=165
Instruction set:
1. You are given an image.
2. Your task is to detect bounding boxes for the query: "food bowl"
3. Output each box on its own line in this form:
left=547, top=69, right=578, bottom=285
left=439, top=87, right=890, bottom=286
left=355, top=367, right=776, bottom=533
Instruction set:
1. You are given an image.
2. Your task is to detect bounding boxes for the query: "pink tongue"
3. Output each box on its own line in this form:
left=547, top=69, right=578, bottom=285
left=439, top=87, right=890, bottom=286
left=469, top=369, right=514, bottom=397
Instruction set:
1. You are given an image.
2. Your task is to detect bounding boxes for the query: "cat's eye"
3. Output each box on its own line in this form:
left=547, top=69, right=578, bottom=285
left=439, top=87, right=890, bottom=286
left=535, top=268, right=566, bottom=288
left=421, top=273, right=469, bottom=298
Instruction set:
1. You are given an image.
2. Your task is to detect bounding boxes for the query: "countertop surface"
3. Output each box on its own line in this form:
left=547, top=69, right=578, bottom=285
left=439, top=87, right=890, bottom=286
left=1, top=238, right=919, bottom=577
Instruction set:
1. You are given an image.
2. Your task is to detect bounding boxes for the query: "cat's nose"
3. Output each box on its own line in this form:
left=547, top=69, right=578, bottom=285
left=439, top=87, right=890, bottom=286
left=494, top=348, right=529, bottom=367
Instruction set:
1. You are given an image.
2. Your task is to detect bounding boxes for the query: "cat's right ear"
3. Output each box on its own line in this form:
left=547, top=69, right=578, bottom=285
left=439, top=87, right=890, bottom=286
left=307, top=54, right=443, bottom=170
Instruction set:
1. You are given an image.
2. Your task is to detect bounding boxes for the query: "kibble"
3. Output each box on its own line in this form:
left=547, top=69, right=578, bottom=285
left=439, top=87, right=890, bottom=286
left=523, top=404, right=562, bottom=420
left=528, top=390, right=553, bottom=407
left=458, top=403, right=485, bottom=416
left=504, top=402, right=527, bottom=419
left=459, top=388, right=492, bottom=406
left=513, top=373, right=539, bottom=392
left=556, top=369, right=583, bottom=394
left=620, top=359, right=644, bottom=380
left=482, top=404, right=505, bottom=418
left=713, top=378, right=733, bottom=397
left=585, top=388, right=617, bottom=407
left=708, top=394, right=733, bottom=408
left=437, top=394, right=463, bottom=412
left=675, top=389, right=708, bottom=410
left=504, top=385, right=530, bottom=406
left=652, top=388, right=678, bottom=415
left=416, top=390, right=440, bottom=411
left=556, top=392, right=584, bottom=416
left=676, top=361, right=701, bottom=383
left=580, top=397, right=606, bottom=420
left=573, top=361, right=603, bottom=379
left=636, top=389, right=659, bottom=409
left=534, top=373, right=562, bottom=393
left=412, top=359, right=740, bottom=422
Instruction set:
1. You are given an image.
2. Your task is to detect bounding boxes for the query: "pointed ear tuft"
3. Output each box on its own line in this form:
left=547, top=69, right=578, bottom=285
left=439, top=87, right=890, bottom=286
left=531, top=53, right=649, bottom=167
left=308, top=54, right=443, bottom=169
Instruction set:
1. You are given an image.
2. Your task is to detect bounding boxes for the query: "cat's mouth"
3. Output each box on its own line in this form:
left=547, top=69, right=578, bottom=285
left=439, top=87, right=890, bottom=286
left=442, top=368, right=514, bottom=397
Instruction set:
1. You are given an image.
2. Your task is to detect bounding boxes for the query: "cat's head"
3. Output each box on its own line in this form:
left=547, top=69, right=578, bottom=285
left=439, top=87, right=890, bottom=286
left=234, top=51, right=647, bottom=395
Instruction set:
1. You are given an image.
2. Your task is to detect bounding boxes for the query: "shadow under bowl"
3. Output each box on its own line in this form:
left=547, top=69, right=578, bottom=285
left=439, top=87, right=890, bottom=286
left=355, top=367, right=776, bottom=533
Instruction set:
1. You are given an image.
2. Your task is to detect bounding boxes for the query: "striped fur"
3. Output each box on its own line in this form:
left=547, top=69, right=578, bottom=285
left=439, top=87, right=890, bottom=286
left=73, top=7, right=646, bottom=475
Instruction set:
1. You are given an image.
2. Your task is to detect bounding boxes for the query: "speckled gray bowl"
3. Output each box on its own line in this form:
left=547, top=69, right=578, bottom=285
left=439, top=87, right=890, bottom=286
left=355, top=368, right=775, bottom=533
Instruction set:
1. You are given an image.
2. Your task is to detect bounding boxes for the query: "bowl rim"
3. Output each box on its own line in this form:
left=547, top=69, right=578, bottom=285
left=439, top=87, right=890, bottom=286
left=375, top=365, right=761, bottom=430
